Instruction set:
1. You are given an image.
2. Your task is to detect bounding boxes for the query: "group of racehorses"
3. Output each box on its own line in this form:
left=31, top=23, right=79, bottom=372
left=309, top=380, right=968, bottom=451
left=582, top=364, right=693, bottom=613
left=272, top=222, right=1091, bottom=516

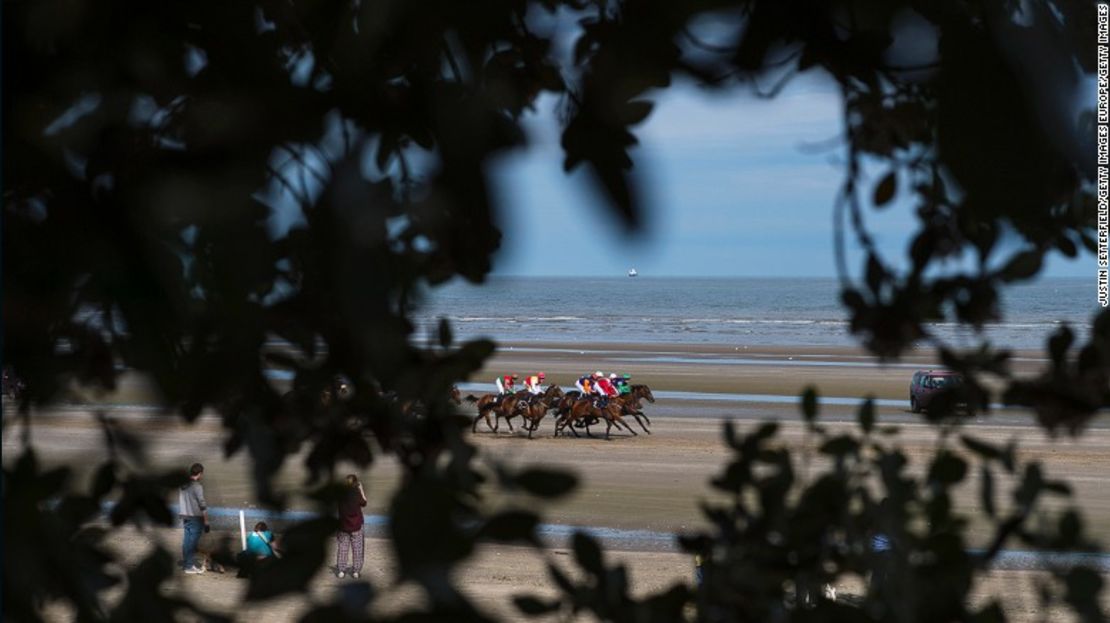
left=278, top=376, right=655, bottom=440
left=465, top=383, right=656, bottom=439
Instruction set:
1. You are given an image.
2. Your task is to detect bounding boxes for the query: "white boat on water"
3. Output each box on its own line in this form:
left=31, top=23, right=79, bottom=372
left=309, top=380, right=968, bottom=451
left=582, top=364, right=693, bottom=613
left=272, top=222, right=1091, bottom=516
left=628, top=268, right=638, bottom=277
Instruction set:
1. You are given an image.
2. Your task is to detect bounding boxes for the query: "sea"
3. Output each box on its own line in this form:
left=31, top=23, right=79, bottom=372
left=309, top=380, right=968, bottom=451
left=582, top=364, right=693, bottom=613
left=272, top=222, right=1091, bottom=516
left=411, top=277, right=1101, bottom=351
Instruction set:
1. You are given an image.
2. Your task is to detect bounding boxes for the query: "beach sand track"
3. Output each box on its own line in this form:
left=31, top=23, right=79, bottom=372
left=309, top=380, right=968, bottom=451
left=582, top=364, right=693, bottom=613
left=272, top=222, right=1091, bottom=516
left=9, top=342, right=1108, bottom=621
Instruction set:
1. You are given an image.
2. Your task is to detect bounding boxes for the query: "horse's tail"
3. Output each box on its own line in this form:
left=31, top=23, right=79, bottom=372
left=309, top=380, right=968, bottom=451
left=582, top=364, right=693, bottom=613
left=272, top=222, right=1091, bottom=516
left=465, top=394, right=478, bottom=403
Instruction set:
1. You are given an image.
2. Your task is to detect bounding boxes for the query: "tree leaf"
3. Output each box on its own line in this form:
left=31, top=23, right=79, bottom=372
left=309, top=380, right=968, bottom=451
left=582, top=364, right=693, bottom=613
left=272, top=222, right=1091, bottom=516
left=800, top=386, right=818, bottom=424
left=480, top=510, right=540, bottom=545
left=999, top=250, right=1042, bottom=282
left=980, top=464, right=995, bottom=518
left=819, top=435, right=860, bottom=458
left=857, top=397, right=875, bottom=434
left=960, top=435, right=1002, bottom=461
left=873, top=171, right=896, bottom=207
left=621, top=100, right=654, bottom=125
left=928, top=452, right=968, bottom=486
left=515, top=468, right=578, bottom=499
left=514, top=595, right=560, bottom=615
left=572, top=532, right=603, bottom=576
left=438, top=317, right=453, bottom=349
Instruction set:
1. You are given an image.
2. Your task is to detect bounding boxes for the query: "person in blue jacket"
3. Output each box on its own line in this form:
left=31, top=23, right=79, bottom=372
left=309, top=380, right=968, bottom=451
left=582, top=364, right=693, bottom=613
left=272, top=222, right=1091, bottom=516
left=245, top=522, right=280, bottom=559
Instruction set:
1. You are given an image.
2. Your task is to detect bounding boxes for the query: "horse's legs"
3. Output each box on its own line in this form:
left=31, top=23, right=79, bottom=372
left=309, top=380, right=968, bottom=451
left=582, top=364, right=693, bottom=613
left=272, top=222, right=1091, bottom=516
left=473, top=408, right=493, bottom=433
left=631, top=412, right=651, bottom=434
left=553, top=412, right=567, bottom=437
left=619, top=416, right=639, bottom=436
left=559, top=413, right=581, bottom=438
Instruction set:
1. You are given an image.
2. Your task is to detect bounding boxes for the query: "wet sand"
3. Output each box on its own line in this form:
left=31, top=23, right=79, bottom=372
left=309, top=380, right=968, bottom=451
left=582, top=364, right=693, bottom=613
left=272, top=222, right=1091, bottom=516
left=476, top=341, right=1052, bottom=403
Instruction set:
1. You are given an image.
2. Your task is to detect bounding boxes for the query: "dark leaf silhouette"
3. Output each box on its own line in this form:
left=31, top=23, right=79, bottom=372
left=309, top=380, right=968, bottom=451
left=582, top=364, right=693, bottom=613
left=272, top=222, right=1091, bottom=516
left=514, top=468, right=578, bottom=499
left=873, top=171, right=896, bottom=207
left=4, top=0, right=1105, bottom=620
left=479, top=510, right=541, bottom=546
left=572, top=532, right=604, bottom=576
left=247, top=518, right=336, bottom=601
left=513, top=595, right=560, bottom=615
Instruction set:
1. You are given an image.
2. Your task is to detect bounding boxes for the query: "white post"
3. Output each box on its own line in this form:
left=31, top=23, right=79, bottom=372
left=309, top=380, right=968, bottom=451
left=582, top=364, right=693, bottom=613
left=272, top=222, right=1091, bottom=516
left=239, top=510, right=247, bottom=552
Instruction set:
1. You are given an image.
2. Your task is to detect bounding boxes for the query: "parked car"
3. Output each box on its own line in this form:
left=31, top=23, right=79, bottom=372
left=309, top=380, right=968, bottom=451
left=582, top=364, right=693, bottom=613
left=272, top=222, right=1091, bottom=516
left=909, top=370, right=964, bottom=413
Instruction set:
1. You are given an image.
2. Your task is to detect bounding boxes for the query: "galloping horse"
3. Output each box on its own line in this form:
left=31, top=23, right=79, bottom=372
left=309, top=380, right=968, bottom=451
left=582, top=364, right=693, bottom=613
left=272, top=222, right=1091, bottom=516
left=614, top=395, right=651, bottom=434
left=554, top=395, right=639, bottom=439
left=470, top=389, right=529, bottom=433
left=516, top=384, right=565, bottom=438
left=552, top=384, right=650, bottom=426
left=629, top=384, right=655, bottom=403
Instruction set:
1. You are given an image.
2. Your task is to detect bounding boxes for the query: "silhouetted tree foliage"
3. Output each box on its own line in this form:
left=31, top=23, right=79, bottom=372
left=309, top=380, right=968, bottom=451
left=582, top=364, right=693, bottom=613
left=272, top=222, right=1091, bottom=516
left=3, top=0, right=1107, bottom=621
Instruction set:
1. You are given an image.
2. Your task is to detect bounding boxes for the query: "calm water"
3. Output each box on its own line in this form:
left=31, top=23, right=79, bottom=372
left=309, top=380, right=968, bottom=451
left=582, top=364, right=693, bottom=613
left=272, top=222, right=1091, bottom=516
left=411, top=277, right=1099, bottom=350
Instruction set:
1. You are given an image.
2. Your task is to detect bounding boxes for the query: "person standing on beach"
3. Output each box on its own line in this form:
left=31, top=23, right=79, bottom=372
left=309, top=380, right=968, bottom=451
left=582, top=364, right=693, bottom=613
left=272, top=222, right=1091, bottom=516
left=336, top=474, right=368, bottom=578
left=179, top=462, right=209, bottom=574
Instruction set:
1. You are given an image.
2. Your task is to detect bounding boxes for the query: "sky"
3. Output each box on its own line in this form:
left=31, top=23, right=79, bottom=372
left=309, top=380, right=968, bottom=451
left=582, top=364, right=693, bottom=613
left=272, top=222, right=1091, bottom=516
left=486, top=76, right=1097, bottom=279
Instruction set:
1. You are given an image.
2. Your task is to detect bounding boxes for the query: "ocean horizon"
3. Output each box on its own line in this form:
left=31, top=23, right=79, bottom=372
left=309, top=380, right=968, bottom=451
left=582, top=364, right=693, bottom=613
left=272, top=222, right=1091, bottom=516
left=412, top=276, right=1100, bottom=351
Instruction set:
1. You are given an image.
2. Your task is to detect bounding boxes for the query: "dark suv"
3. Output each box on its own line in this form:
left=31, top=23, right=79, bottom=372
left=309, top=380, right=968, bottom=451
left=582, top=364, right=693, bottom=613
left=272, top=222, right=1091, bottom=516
left=909, top=370, right=964, bottom=413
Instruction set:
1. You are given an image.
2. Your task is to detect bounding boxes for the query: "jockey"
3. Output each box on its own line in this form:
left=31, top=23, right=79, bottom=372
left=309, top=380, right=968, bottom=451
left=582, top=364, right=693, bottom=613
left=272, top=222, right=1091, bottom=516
left=593, top=371, right=616, bottom=407
left=596, top=374, right=618, bottom=398
left=495, top=374, right=518, bottom=396
left=618, top=373, right=632, bottom=395
left=524, top=372, right=546, bottom=395
left=575, top=373, right=593, bottom=395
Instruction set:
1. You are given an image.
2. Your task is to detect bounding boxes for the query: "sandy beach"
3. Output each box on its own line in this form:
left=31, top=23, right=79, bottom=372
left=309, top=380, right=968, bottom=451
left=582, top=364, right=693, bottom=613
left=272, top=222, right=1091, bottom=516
left=36, top=528, right=1079, bottom=622
left=8, top=340, right=1108, bottom=621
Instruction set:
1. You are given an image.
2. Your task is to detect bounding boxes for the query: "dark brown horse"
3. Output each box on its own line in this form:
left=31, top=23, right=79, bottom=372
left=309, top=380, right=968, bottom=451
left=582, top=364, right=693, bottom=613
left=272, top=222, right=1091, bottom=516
left=608, top=385, right=655, bottom=429
left=614, top=395, right=651, bottom=434
left=554, top=395, right=638, bottom=439
left=470, top=389, right=529, bottom=433
left=553, top=390, right=609, bottom=434
left=516, top=385, right=565, bottom=438
left=629, top=384, right=655, bottom=404
left=553, top=390, right=583, bottom=418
